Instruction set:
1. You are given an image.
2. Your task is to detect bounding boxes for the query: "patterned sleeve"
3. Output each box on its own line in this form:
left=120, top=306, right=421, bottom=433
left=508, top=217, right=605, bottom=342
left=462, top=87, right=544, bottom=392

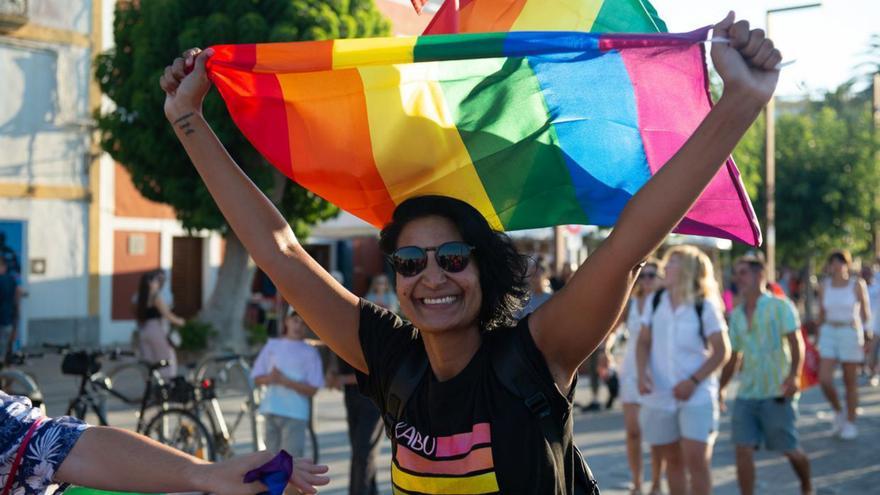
left=0, top=392, right=89, bottom=495
left=779, top=299, right=801, bottom=335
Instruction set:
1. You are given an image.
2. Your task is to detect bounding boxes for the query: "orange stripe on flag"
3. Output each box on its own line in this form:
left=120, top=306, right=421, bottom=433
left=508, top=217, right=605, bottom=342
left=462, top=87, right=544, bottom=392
left=254, top=41, right=333, bottom=73
left=275, top=69, right=395, bottom=226
left=460, top=0, right=527, bottom=32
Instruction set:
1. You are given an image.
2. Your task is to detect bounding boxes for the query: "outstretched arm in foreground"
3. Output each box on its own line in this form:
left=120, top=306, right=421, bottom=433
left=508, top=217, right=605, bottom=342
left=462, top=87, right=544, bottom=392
left=160, top=49, right=365, bottom=372
left=56, top=426, right=329, bottom=494
left=531, top=12, right=782, bottom=391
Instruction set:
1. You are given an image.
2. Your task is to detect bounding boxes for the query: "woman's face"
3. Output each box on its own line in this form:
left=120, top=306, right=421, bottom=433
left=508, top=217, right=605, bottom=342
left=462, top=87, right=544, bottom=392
left=148, top=276, right=161, bottom=294
left=284, top=314, right=307, bottom=340
left=829, top=258, right=848, bottom=277
left=638, top=265, right=660, bottom=293
left=394, top=216, right=482, bottom=335
left=664, top=255, right=681, bottom=287
left=372, top=274, right=390, bottom=293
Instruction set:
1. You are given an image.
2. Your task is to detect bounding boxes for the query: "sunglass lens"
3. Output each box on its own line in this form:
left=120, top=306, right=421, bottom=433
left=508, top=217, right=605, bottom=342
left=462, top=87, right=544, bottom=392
left=437, top=242, right=471, bottom=273
left=393, top=247, right=427, bottom=277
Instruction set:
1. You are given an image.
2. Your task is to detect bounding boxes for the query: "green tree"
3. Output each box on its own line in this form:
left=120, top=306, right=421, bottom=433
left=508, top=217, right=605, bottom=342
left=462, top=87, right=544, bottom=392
left=96, top=0, right=391, bottom=349
left=733, top=93, right=879, bottom=267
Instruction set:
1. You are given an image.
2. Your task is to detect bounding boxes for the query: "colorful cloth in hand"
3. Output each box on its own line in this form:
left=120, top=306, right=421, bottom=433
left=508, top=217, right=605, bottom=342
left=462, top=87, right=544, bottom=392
left=243, top=450, right=293, bottom=495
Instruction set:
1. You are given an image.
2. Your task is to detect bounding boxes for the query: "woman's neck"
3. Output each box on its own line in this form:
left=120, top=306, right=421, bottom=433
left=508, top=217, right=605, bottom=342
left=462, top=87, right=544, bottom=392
left=832, top=272, right=849, bottom=285
left=421, top=324, right=482, bottom=382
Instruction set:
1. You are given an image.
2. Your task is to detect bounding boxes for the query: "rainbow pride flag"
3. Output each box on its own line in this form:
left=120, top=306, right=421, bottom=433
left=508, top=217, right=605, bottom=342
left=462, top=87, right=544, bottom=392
left=206, top=28, right=761, bottom=245
left=424, top=0, right=667, bottom=35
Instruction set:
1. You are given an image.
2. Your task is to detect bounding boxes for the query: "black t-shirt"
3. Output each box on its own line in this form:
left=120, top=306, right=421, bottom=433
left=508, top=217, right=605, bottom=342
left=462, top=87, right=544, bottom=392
left=356, top=299, right=582, bottom=494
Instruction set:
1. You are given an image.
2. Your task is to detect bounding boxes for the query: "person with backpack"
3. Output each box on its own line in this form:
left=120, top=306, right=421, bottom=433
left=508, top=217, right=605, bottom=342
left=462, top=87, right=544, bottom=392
left=636, top=246, right=731, bottom=495
left=159, top=12, right=780, bottom=493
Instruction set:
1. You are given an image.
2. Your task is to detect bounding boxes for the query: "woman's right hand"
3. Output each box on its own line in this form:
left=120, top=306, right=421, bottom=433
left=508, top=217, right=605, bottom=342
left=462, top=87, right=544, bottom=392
left=638, top=373, right=653, bottom=395
left=159, top=47, right=215, bottom=122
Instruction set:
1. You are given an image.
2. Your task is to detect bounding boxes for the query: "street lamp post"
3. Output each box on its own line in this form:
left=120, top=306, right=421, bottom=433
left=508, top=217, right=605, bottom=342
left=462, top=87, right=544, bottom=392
left=764, top=2, right=821, bottom=283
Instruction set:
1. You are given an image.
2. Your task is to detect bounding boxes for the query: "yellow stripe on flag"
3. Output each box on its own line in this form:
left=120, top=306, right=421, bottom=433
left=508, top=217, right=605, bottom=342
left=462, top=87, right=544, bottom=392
left=332, top=37, right=418, bottom=70
left=391, top=463, right=500, bottom=494
left=357, top=63, right=503, bottom=229
left=510, top=0, right=604, bottom=31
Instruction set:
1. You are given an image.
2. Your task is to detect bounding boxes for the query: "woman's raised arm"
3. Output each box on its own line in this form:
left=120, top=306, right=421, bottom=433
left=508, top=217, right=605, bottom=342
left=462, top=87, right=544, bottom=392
left=160, top=48, right=365, bottom=372
left=531, top=13, right=782, bottom=389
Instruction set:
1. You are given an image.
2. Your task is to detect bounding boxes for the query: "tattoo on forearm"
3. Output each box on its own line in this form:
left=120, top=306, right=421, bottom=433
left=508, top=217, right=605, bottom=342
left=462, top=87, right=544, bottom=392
left=174, top=112, right=196, bottom=136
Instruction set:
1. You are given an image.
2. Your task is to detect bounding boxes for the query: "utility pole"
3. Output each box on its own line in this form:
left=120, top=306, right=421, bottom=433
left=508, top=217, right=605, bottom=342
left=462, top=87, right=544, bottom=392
left=763, top=2, right=822, bottom=282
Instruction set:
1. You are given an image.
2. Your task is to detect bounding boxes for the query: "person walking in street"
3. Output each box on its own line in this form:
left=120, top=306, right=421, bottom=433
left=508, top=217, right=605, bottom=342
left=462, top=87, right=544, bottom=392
left=519, top=256, right=554, bottom=317
left=636, top=245, right=731, bottom=495
left=0, top=257, right=23, bottom=364
left=860, top=260, right=880, bottom=386
left=816, top=250, right=871, bottom=439
left=327, top=353, right=385, bottom=495
left=135, top=269, right=184, bottom=378
left=619, top=258, right=664, bottom=495
left=0, top=390, right=329, bottom=495
left=251, top=308, right=325, bottom=459
left=160, top=13, right=781, bottom=491
left=719, top=255, right=812, bottom=495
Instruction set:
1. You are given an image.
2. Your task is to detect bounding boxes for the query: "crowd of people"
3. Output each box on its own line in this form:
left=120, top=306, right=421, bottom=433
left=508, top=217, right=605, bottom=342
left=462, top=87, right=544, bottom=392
left=1, top=10, right=875, bottom=495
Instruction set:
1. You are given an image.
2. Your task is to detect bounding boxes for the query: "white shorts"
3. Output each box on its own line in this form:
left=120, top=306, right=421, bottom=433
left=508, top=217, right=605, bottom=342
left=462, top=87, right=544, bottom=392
left=640, top=402, right=719, bottom=445
left=620, top=375, right=640, bottom=405
left=818, top=324, right=864, bottom=363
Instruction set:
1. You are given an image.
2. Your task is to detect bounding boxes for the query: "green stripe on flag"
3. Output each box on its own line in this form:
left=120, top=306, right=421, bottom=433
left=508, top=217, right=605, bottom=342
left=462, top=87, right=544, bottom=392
left=592, top=0, right=668, bottom=33
left=413, top=33, right=509, bottom=63
left=434, top=56, right=590, bottom=229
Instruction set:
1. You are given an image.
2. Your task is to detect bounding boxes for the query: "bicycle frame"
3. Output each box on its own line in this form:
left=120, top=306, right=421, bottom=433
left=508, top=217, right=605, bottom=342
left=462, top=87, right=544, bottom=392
left=72, top=367, right=167, bottom=431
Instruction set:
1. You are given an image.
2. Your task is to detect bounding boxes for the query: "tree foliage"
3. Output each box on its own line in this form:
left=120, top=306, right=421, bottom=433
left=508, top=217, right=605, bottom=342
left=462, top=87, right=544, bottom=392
left=733, top=90, right=879, bottom=266
left=95, top=0, right=392, bottom=235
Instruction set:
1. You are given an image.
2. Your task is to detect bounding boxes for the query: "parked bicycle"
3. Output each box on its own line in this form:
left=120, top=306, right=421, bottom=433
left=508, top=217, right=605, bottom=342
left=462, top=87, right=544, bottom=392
left=193, top=353, right=263, bottom=456
left=0, top=350, right=46, bottom=413
left=45, top=343, right=217, bottom=461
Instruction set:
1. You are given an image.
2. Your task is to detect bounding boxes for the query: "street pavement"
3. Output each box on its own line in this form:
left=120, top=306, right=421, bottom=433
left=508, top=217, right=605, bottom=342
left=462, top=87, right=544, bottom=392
left=13, top=352, right=880, bottom=494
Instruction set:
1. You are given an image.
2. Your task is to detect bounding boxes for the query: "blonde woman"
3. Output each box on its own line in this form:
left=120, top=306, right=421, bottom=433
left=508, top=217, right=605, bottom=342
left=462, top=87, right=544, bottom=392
left=620, top=258, right=664, bottom=495
left=636, top=246, right=731, bottom=495
left=817, top=250, right=870, bottom=440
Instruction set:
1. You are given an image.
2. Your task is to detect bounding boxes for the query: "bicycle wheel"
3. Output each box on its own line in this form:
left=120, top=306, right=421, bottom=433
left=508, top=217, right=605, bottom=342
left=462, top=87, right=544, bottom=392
left=0, top=370, right=46, bottom=415
left=106, top=361, right=150, bottom=405
left=143, top=408, right=216, bottom=461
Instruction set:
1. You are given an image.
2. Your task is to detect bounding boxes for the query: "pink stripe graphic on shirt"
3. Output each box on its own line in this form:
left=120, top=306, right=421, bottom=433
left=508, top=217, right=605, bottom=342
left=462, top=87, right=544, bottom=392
left=435, top=422, right=492, bottom=458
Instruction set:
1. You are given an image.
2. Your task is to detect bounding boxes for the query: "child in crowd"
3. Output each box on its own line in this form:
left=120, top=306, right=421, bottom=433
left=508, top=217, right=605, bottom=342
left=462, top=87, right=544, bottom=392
left=251, top=307, right=325, bottom=458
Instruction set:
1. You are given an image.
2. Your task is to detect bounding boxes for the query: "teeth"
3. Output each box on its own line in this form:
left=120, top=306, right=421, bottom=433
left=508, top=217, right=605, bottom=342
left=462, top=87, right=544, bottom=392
left=423, top=296, right=457, bottom=305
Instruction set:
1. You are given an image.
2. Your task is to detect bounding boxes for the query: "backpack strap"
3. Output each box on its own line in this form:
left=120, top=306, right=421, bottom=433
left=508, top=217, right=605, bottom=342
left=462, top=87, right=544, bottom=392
left=490, top=328, right=598, bottom=494
left=651, top=288, right=665, bottom=312
left=382, top=348, right=428, bottom=439
left=695, top=298, right=706, bottom=348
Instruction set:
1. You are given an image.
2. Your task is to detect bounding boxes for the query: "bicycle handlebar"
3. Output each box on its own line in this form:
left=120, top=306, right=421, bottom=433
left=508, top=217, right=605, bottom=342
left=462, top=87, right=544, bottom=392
left=43, top=343, right=136, bottom=360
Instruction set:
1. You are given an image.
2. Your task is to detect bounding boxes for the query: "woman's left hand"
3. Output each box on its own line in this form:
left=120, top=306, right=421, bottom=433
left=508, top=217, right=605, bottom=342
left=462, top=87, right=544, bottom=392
left=712, top=12, right=782, bottom=106
left=196, top=452, right=330, bottom=495
left=672, top=379, right=696, bottom=401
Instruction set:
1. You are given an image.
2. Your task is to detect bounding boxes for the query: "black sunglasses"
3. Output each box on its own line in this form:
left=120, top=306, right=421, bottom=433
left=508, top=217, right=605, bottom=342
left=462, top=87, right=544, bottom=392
left=639, top=272, right=658, bottom=280
left=388, top=241, right=475, bottom=277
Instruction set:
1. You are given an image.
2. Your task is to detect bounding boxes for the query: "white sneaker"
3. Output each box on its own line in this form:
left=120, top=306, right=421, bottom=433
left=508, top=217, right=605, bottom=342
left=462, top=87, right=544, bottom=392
left=830, top=412, right=846, bottom=436
left=870, top=375, right=880, bottom=387
left=840, top=421, right=858, bottom=440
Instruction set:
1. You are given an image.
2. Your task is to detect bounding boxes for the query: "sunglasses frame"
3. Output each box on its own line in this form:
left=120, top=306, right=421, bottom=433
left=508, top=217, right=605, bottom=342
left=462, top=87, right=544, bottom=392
left=387, top=241, right=476, bottom=278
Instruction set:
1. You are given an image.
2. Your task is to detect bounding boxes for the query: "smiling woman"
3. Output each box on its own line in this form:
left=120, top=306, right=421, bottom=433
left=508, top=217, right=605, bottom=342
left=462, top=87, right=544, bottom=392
left=159, top=11, right=782, bottom=494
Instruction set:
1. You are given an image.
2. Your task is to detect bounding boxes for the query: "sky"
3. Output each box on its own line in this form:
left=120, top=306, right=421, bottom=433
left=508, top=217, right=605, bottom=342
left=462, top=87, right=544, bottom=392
left=644, top=0, right=877, bottom=97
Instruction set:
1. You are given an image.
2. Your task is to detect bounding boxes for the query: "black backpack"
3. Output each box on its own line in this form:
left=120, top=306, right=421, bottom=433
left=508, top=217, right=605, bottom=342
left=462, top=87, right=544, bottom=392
left=383, top=328, right=599, bottom=495
left=650, top=288, right=706, bottom=347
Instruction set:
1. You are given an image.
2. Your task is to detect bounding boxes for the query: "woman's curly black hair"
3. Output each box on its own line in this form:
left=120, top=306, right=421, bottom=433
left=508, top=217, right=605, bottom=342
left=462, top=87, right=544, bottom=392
left=379, top=196, right=530, bottom=331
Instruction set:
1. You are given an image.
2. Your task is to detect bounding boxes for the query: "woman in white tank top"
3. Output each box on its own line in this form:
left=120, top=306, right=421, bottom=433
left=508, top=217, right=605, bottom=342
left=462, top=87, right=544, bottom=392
left=817, top=250, right=871, bottom=440
left=618, top=258, right=663, bottom=495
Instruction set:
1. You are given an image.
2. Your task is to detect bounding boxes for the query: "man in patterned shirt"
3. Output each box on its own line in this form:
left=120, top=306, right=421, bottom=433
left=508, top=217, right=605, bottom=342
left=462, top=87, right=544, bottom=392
left=719, top=255, right=812, bottom=495
left=0, top=391, right=329, bottom=495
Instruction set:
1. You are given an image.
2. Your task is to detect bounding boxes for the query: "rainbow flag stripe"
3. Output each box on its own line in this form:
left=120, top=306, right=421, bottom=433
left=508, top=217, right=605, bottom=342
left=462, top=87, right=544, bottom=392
left=206, top=28, right=761, bottom=245
left=424, top=0, right=667, bottom=35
